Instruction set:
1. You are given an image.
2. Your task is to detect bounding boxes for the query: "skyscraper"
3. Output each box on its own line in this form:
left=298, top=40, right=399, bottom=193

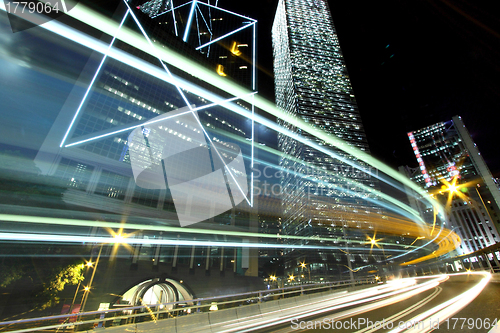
left=272, top=0, right=377, bottom=277
left=32, top=0, right=261, bottom=292
left=406, top=115, right=500, bottom=254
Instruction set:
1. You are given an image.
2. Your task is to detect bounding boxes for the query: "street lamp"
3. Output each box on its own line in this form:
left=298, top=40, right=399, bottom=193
left=78, top=229, right=131, bottom=316
left=299, top=262, right=311, bottom=282
left=80, top=244, right=103, bottom=313
left=68, top=263, right=85, bottom=314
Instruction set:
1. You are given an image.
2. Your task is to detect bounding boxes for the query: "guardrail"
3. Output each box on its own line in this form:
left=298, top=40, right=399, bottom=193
left=4, top=243, right=499, bottom=333
left=395, top=241, right=500, bottom=277
left=0, top=277, right=376, bottom=332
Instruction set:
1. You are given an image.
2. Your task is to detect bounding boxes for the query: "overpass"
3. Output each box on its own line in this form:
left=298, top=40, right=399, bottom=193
left=1, top=271, right=498, bottom=333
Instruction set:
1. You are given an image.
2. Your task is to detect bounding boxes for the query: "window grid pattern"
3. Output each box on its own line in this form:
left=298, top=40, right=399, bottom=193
left=55, top=158, right=94, bottom=191
left=272, top=0, right=377, bottom=268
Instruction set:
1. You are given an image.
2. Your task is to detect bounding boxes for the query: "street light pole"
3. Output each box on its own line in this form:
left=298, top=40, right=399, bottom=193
left=68, top=279, right=82, bottom=314
left=300, top=263, right=311, bottom=282
left=81, top=244, right=103, bottom=313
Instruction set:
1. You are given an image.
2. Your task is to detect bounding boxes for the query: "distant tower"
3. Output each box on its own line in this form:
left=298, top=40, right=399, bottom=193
left=407, top=116, right=500, bottom=254
left=139, top=0, right=168, bottom=17
left=272, top=0, right=376, bottom=277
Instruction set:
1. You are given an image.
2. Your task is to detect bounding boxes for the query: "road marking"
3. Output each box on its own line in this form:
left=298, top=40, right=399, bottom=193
left=354, top=286, right=442, bottom=333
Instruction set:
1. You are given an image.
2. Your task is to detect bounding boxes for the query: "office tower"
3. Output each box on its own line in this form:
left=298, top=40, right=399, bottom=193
left=33, top=0, right=261, bottom=293
left=272, top=0, right=377, bottom=278
left=406, top=115, right=500, bottom=254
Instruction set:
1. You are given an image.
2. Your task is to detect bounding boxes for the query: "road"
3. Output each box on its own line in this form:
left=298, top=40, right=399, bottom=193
left=226, top=273, right=498, bottom=333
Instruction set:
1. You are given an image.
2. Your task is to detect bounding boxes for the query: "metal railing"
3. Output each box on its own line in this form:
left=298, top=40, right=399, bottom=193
left=0, top=277, right=376, bottom=332
left=394, top=242, right=500, bottom=277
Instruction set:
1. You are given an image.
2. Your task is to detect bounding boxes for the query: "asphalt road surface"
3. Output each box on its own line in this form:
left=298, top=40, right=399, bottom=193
left=262, top=274, right=499, bottom=333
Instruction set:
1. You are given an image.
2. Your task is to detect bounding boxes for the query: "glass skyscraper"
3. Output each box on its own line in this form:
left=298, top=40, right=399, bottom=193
left=406, top=116, right=500, bottom=254
left=272, top=0, right=378, bottom=277
left=32, top=0, right=261, bottom=292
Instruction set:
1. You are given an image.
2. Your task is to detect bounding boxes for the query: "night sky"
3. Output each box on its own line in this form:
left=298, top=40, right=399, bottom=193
left=220, top=0, right=500, bottom=177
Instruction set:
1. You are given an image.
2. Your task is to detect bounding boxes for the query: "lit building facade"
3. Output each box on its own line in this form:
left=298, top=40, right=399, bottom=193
left=272, top=0, right=378, bottom=278
left=33, top=0, right=260, bottom=290
left=407, top=115, right=500, bottom=254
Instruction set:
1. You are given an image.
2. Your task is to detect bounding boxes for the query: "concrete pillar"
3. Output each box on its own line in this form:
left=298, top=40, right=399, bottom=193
left=233, top=248, right=237, bottom=273
left=461, top=259, right=468, bottom=271
left=189, top=241, right=196, bottom=270
left=172, top=239, right=179, bottom=268
left=483, top=254, right=494, bottom=272
left=132, top=232, right=142, bottom=264
left=205, top=246, right=211, bottom=272
left=476, top=256, right=484, bottom=270
left=220, top=247, right=224, bottom=272
left=153, top=236, right=161, bottom=267
left=492, top=251, right=500, bottom=271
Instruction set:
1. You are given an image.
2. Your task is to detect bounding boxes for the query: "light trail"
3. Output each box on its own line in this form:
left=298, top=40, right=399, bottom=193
left=0, top=214, right=426, bottom=251
left=0, top=2, right=455, bottom=263
left=0, top=2, right=431, bottom=217
left=218, top=276, right=447, bottom=332
left=1, top=0, right=442, bottom=216
left=208, top=126, right=425, bottom=222
left=354, top=286, right=443, bottom=333
left=0, top=232, right=409, bottom=253
left=59, top=8, right=130, bottom=147
left=0, top=274, right=489, bottom=332
left=0, top=211, right=460, bottom=256
left=387, top=272, right=491, bottom=333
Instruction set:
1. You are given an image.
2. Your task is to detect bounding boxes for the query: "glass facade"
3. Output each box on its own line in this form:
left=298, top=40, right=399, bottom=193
left=272, top=0, right=378, bottom=276
left=408, top=116, right=500, bottom=254
left=35, top=2, right=256, bottom=223
left=21, top=0, right=261, bottom=302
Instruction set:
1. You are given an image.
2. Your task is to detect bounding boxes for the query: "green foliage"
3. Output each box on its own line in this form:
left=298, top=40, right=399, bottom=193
left=34, top=263, right=85, bottom=310
left=47, top=263, right=85, bottom=292
left=0, top=266, right=24, bottom=288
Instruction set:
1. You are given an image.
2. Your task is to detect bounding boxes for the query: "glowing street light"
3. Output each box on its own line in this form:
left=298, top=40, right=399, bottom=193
left=437, top=176, right=471, bottom=210
left=106, top=227, right=134, bottom=259
left=299, top=262, right=311, bottom=282
left=80, top=244, right=103, bottom=313
left=80, top=226, right=134, bottom=313
left=365, top=232, right=383, bottom=254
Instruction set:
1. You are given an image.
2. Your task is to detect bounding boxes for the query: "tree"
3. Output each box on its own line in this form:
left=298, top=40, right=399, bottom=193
left=34, top=263, right=85, bottom=310
left=0, top=266, right=23, bottom=288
